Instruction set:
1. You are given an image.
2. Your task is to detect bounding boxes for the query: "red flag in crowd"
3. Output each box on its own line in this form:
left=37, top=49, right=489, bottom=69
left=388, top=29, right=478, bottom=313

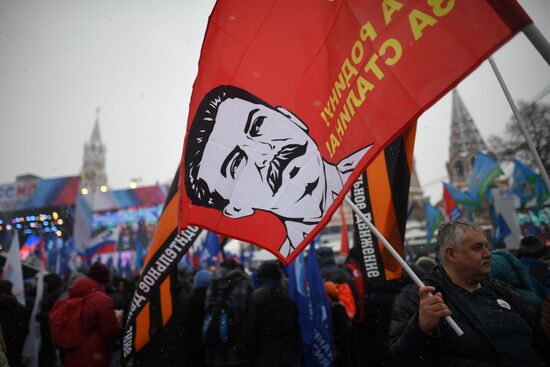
left=178, top=0, right=531, bottom=265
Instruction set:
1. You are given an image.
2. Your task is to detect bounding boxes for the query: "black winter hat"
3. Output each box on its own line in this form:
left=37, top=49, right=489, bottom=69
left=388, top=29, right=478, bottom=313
left=44, top=273, right=63, bottom=291
left=88, top=261, right=110, bottom=285
left=518, top=236, right=547, bottom=258
left=257, top=260, right=282, bottom=280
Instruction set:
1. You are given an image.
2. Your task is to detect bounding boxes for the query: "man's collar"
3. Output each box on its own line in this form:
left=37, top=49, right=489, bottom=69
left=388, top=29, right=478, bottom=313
left=439, top=265, right=485, bottom=293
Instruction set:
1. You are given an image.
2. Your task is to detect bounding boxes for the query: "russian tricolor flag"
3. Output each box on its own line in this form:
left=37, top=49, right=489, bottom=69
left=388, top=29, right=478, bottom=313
left=443, top=183, right=463, bottom=222
left=20, top=235, right=40, bottom=261
left=82, top=228, right=119, bottom=261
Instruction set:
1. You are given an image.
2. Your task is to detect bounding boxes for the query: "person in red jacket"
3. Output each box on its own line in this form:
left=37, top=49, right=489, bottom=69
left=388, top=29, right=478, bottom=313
left=63, top=262, right=122, bottom=367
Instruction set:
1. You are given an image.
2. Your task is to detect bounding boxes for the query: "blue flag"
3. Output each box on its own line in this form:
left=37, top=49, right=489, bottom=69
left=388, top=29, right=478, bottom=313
left=239, top=246, right=253, bottom=269
left=287, top=241, right=333, bottom=367
left=534, top=179, right=550, bottom=207
left=58, top=237, right=72, bottom=277
left=425, top=203, right=444, bottom=242
left=494, top=214, right=512, bottom=244
left=489, top=206, right=512, bottom=244
left=511, top=160, right=549, bottom=207
left=469, top=152, right=503, bottom=205
left=199, top=232, right=222, bottom=268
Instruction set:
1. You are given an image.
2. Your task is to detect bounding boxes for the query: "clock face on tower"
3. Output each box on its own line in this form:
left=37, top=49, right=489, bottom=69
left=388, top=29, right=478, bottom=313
left=84, top=169, right=97, bottom=181
left=82, top=162, right=103, bottom=184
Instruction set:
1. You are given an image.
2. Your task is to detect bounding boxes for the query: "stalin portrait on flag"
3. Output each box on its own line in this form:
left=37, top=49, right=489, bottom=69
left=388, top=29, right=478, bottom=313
left=178, top=0, right=531, bottom=265
left=184, top=85, right=372, bottom=257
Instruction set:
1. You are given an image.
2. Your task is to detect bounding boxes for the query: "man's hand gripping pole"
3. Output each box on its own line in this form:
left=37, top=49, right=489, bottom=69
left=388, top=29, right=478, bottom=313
left=344, top=196, right=464, bottom=336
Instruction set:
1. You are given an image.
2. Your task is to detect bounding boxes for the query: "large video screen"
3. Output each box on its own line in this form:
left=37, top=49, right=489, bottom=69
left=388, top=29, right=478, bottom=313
left=92, top=204, right=163, bottom=251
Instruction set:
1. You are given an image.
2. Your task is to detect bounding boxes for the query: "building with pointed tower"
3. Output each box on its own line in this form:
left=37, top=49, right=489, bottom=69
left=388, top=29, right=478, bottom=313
left=80, top=108, right=108, bottom=194
left=446, top=89, right=489, bottom=190
left=408, top=160, right=430, bottom=222
left=404, top=159, right=434, bottom=258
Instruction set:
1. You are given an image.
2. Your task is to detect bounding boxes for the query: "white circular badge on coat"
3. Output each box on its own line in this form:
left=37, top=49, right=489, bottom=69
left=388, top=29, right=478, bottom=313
left=497, top=298, right=511, bottom=310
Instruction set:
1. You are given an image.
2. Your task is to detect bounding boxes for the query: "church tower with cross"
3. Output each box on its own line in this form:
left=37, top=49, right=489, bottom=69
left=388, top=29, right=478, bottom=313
left=80, top=108, right=108, bottom=193
left=446, top=89, right=489, bottom=190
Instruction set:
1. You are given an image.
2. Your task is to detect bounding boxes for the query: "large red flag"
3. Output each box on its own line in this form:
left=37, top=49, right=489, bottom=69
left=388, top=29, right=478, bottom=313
left=179, top=0, right=531, bottom=265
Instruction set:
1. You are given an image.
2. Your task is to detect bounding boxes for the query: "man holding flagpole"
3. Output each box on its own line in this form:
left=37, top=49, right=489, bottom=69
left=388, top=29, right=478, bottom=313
left=388, top=220, right=549, bottom=366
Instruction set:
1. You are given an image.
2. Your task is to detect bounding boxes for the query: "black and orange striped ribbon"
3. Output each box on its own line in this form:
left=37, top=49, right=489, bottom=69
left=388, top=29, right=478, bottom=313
left=122, top=171, right=202, bottom=363
left=349, top=122, right=416, bottom=282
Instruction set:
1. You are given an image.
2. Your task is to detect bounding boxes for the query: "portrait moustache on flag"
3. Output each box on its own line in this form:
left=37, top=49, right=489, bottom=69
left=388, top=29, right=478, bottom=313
left=184, top=85, right=372, bottom=259
left=178, top=0, right=531, bottom=265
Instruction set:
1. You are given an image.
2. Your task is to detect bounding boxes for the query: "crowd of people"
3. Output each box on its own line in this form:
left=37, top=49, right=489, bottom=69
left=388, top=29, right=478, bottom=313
left=0, top=219, right=549, bottom=367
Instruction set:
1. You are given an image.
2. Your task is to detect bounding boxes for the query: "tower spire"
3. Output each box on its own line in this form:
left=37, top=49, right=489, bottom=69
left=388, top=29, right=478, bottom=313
left=91, top=107, right=102, bottom=143
left=80, top=108, right=107, bottom=193
left=446, top=89, right=488, bottom=189
left=449, top=89, right=487, bottom=157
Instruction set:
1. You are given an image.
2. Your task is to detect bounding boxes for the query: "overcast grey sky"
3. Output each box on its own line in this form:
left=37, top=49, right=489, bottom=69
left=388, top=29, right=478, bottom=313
left=1, top=0, right=549, bottom=204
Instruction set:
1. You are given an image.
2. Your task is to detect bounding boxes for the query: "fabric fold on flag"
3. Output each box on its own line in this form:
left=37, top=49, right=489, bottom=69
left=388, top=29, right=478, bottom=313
left=511, top=159, right=550, bottom=208
left=425, top=203, right=444, bottom=243
left=469, top=152, right=503, bottom=205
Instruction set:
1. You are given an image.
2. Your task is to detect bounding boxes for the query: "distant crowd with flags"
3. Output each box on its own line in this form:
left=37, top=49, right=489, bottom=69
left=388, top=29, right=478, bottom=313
left=425, top=152, right=550, bottom=247
left=1, top=156, right=549, bottom=367
left=0, top=157, right=549, bottom=367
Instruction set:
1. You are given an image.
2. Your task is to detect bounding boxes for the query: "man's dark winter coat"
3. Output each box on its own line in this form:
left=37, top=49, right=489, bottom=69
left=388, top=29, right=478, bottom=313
left=245, top=281, right=300, bottom=367
left=0, top=292, right=28, bottom=367
left=388, top=266, right=550, bottom=367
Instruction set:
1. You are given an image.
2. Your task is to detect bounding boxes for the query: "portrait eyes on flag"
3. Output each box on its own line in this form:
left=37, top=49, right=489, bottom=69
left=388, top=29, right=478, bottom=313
left=179, top=0, right=531, bottom=265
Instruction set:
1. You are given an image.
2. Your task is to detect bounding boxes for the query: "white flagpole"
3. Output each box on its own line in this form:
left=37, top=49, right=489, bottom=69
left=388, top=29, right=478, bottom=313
left=488, top=57, right=550, bottom=195
left=523, top=24, right=550, bottom=66
left=344, top=196, right=464, bottom=336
